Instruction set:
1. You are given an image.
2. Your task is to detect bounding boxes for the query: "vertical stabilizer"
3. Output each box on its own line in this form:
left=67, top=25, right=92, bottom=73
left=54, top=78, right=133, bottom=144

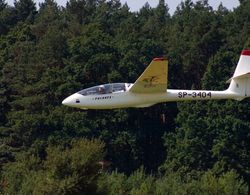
left=228, top=50, right=250, bottom=100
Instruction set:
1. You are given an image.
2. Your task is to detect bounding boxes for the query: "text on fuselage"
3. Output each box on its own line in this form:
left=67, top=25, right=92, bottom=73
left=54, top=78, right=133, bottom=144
left=178, top=92, right=212, bottom=99
left=93, top=96, right=113, bottom=100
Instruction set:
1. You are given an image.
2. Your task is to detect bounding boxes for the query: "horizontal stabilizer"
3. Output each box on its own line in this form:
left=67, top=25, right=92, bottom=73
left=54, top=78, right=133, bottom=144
left=226, top=72, right=250, bottom=83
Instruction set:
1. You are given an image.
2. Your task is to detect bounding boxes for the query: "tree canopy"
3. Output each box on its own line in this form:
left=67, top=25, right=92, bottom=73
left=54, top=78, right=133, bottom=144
left=0, top=0, right=249, bottom=194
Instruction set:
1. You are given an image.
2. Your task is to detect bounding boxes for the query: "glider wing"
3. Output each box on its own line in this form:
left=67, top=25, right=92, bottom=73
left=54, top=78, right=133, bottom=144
left=129, top=58, right=168, bottom=93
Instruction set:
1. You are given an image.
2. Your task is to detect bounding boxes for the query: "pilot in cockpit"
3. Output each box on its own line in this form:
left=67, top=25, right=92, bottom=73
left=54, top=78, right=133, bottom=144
left=98, top=85, right=105, bottom=94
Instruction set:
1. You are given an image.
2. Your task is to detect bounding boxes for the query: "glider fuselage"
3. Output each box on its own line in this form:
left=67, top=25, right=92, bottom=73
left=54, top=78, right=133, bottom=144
left=62, top=86, right=241, bottom=109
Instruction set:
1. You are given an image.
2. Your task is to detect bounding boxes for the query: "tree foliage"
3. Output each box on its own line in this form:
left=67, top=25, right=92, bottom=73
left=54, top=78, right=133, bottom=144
left=2, top=139, right=105, bottom=194
left=0, top=0, right=249, bottom=193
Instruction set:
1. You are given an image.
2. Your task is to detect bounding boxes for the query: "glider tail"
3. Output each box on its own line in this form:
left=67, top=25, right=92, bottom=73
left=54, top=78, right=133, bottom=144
left=227, top=50, right=250, bottom=100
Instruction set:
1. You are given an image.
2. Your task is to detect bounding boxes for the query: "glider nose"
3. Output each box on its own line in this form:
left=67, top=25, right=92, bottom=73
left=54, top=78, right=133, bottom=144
left=62, top=96, right=73, bottom=106
left=62, top=93, right=81, bottom=107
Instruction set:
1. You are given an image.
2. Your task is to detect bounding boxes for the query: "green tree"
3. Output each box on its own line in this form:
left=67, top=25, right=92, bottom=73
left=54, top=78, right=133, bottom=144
left=0, top=0, right=249, bottom=192
left=0, top=4, right=18, bottom=34
left=162, top=49, right=250, bottom=184
left=0, top=0, right=6, bottom=11
left=14, top=0, right=37, bottom=22
left=3, top=139, right=105, bottom=194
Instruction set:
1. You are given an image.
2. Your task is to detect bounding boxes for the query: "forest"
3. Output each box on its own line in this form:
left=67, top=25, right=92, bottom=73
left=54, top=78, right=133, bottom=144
left=0, top=0, right=249, bottom=194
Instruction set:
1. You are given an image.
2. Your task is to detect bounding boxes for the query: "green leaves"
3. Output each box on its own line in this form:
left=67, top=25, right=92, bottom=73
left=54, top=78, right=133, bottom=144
left=14, top=0, right=37, bottom=22
left=0, top=0, right=250, bottom=193
left=2, top=139, right=105, bottom=194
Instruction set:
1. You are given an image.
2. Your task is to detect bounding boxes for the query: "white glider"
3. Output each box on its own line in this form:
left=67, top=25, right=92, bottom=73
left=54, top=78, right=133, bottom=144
left=62, top=50, right=250, bottom=109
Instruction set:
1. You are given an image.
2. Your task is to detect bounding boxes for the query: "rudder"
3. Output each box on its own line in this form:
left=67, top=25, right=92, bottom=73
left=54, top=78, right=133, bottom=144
left=228, top=50, right=250, bottom=100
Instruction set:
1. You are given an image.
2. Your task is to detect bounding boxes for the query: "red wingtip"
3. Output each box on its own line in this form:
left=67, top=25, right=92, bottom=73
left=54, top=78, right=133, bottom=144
left=241, top=50, right=250, bottom=56
left=153, top=57, right=166, bottom=61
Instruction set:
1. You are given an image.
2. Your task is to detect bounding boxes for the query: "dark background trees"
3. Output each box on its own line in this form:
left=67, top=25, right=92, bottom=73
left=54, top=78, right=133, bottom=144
left=0, top=0, right=249, bottom=193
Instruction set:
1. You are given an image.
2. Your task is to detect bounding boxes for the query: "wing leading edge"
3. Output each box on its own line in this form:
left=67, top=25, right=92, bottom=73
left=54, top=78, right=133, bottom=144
left=129, top=58, right=168, bottom=93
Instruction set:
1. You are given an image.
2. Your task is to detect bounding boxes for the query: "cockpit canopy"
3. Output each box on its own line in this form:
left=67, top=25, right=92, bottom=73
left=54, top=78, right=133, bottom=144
left=77, top=83, right=131, bottom=96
